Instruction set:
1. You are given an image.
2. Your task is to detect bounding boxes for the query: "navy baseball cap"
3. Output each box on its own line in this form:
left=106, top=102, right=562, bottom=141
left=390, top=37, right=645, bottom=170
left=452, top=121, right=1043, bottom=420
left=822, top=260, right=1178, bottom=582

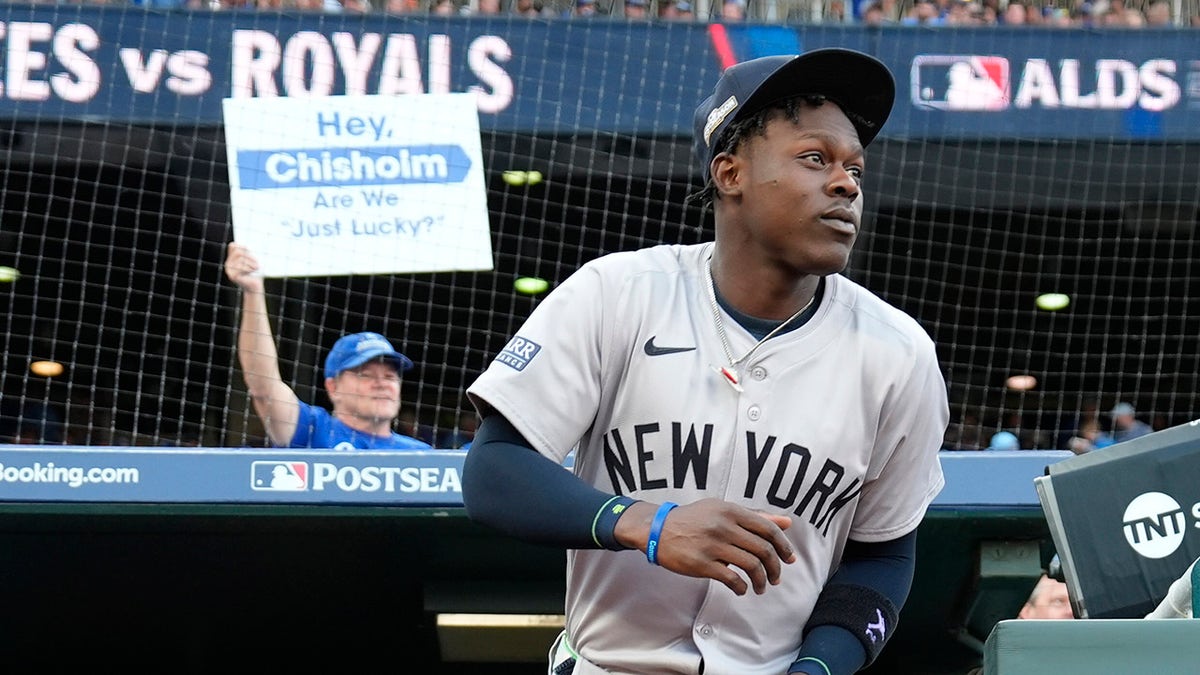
left=323, top=332, right=414, bottom=379
left=692, top=49, right=896, bottom=183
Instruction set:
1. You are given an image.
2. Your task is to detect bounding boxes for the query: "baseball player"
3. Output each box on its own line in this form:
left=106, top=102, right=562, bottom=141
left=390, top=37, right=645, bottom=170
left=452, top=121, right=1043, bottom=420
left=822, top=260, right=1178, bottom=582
left=224, top=242, right=432, bottom=450
left=463, top=49, right=948, bottom=675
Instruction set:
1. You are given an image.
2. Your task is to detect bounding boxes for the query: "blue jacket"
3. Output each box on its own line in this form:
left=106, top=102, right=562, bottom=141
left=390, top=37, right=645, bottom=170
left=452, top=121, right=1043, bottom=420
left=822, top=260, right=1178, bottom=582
left=287, top=403, right=433, bottom=451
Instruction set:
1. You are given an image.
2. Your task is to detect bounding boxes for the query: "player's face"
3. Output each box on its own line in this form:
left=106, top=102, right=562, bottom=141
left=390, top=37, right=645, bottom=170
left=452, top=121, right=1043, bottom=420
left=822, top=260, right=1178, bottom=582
left=328, top=360, right=402, bottom=423
left=727, top=103, right=865, bottom=276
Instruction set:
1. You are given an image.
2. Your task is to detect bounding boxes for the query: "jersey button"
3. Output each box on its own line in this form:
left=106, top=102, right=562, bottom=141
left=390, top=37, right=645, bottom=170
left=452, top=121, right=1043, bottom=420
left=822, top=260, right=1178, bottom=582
left=698, top=624, right=714, bottom=637
left=747, top=405, right=761, bottom=421
left=751, top=366, right=767, bottom=381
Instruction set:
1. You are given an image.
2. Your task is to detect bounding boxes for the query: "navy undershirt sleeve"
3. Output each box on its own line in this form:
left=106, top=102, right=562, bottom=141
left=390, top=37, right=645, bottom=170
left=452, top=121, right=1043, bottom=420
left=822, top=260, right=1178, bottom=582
left=462, top=413, right=631, bottom=549
left=789, top=531, right=918, bottom=675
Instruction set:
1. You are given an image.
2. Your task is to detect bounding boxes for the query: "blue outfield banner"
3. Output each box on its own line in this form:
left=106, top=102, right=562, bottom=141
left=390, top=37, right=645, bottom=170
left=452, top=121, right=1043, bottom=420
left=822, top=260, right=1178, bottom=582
left=0, top=445, right=1069, bottom=507
left=0, top=6, right=1197, bottom=140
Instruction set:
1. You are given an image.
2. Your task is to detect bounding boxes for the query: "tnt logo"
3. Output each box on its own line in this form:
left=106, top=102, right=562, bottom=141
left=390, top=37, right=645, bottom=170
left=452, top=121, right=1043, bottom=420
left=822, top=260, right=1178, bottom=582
left=1122, top=491, right=1186, bottom=559
left=912, top=55, right=1010, bottom=111
left=495, top=335, right=541, bottom=372
left=251, top=461, right=309, bottom=491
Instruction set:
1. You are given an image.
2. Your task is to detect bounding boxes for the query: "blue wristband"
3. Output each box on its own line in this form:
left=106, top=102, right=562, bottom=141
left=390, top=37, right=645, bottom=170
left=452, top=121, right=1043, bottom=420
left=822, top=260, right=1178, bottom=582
left=646, top=502, right=678, bottom=565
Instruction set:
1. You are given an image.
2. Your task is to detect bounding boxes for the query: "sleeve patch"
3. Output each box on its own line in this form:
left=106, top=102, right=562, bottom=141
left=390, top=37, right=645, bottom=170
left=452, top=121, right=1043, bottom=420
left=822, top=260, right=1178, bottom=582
left=494, top=335, right=542, bottom=371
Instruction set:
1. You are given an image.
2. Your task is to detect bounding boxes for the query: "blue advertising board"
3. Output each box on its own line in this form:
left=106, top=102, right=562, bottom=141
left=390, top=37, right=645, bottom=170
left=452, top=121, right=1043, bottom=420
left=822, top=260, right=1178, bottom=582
left=0, top=7, right=1197, bottom=140
left=0, top=447, right=469, bottom=505
left=0, top=445, right=1068, bottom=507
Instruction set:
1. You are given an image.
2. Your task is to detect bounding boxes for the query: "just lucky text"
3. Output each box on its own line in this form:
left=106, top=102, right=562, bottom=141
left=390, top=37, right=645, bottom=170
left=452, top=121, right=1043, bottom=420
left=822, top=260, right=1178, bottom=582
left=289, top=214, right=440, bottom=238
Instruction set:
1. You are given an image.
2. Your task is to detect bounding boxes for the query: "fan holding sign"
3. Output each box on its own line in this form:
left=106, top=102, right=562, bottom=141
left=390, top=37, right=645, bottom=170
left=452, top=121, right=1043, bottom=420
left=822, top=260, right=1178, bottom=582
left=225, top=242, right=433, bottom=451
left=221, top=93, right=493, bottom=449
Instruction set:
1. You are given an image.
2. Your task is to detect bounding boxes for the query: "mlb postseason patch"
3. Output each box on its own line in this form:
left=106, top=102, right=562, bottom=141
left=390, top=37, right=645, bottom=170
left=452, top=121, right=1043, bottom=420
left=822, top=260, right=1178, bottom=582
left=495, top=335, right=541, bottom=371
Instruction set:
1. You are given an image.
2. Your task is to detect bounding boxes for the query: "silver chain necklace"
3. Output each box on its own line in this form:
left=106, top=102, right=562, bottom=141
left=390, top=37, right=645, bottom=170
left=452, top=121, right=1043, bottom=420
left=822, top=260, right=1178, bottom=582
left=704, top=256, right=814, bottom=393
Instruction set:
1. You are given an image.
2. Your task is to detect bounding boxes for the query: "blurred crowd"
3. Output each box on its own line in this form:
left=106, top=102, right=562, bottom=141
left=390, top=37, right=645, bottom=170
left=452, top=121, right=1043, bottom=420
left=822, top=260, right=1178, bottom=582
left=877, top=0, right=1197, bottom=26
left=41, top=0, right=1199, bottom=25
left=942, top=400, right=1164, bottom=453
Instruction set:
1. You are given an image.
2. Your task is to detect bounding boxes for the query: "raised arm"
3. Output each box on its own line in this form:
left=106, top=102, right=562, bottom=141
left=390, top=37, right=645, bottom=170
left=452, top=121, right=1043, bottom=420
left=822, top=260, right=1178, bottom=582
left=224, top=242, right=300, bottom=446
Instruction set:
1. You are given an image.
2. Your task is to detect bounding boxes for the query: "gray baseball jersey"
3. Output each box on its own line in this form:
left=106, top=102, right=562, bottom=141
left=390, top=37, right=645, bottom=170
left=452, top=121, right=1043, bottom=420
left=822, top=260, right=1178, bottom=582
left=467, top=241, right=948, bottom=675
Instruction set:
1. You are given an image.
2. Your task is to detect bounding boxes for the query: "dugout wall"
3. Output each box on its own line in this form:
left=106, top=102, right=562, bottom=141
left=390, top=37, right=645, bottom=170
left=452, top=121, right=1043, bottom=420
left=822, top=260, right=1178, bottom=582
left=0, top=451, right=1064, bottom=674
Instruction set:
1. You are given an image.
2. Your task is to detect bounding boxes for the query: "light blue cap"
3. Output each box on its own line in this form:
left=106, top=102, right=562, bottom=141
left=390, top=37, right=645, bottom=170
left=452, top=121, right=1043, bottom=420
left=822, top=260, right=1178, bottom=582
left=1110, top=402, right=1136, bottom=416
left=987, top=431, right=1021, bottom=451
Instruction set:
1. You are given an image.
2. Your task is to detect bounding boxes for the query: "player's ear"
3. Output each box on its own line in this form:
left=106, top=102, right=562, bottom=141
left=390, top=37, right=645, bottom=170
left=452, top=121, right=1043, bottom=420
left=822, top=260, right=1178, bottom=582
left=325, top=376, right=340, bottom=399
left=710, top=152, right=742, bottom=197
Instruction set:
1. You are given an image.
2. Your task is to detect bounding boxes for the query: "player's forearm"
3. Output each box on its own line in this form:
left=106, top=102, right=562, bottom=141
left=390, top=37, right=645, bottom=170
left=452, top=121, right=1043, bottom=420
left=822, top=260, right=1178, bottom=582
left=788, top=627, right=865, bottom=675
left=792, top=532, right=917, bottom=674
left=463, top=414, right=635, bottom=549
left=611, top=501, right=658, bottom=551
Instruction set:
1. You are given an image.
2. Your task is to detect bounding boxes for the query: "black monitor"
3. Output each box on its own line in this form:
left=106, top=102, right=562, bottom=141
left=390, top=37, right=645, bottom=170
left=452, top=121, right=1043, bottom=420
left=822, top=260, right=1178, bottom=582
left=1036, top=420, right=1200, bottom=619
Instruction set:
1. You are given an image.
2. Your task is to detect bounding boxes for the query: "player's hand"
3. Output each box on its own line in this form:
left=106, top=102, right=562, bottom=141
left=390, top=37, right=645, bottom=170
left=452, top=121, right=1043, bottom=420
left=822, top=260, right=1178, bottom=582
left=616, top=498, right=795, bottom=596
left=225, top=242, right=265, bottom=293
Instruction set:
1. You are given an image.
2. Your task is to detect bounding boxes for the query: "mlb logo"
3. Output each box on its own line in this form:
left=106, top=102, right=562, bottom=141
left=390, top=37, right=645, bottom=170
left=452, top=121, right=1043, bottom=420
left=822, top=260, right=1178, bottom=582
left=251, top=461, right=309, bottom=491
left=912, top=55, right=1010, bottom=111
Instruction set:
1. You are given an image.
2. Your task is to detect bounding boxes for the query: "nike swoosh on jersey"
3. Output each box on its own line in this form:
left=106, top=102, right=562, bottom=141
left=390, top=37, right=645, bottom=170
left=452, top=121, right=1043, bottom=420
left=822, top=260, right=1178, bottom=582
left=643, top=336, right=696, bottom=356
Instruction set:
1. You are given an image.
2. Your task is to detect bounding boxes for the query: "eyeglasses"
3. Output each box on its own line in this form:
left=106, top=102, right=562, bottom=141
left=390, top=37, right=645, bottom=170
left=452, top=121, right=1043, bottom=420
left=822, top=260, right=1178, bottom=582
left=347, top=369, right=401, bottom=384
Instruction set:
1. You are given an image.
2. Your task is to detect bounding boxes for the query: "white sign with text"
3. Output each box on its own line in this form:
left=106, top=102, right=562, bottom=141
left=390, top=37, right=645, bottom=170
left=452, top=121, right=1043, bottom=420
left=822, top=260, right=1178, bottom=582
left=222, top=93, right=493, bottom=277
